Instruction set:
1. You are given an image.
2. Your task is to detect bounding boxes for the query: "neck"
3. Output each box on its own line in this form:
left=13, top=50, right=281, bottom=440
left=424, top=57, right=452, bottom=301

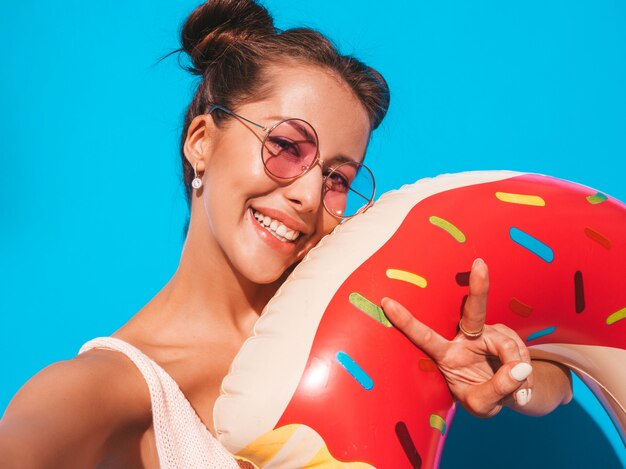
left=173, top=235, right=280, bottom=327
left=127, top=213, right=283, bottom=344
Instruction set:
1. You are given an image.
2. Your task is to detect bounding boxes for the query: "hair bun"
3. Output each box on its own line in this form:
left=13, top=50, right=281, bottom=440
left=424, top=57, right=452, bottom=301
left=181, top=0, right=275, bottom=75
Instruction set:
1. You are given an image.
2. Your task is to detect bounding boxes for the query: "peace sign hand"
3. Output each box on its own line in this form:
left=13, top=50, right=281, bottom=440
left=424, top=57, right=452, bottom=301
left=382, top=258, right=533, bottom=417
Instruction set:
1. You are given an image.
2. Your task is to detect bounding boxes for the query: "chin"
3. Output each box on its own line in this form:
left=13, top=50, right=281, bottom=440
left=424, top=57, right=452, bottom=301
left=247, top=256, right=303, bottom=286
left=243, top=263, right=291, bottom=286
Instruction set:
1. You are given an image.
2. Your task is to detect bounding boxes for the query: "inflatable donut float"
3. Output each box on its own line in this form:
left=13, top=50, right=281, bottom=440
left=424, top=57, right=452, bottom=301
left=214, top=171, right=626, bottom=468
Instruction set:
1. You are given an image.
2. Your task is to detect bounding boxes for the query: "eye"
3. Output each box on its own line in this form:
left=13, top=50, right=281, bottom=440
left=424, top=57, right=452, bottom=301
left=325, top=168, right=350, bottom=193
left=266, top=136, right=301, bottom=160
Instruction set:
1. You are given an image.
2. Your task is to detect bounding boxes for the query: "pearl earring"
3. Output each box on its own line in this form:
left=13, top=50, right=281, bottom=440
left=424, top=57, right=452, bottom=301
left=192, top=161, right=203, bottom=189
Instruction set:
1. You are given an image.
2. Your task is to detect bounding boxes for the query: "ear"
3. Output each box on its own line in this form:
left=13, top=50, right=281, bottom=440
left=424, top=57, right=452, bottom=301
left=183, top=114, right=217, bottom=174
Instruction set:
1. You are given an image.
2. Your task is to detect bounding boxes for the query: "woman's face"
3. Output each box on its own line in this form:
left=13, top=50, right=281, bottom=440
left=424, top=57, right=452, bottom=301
left=186, top=64, right=372, bottom=284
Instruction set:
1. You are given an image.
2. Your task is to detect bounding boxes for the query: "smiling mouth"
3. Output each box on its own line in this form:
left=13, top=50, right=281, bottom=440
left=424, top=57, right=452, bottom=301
left=252, top=209, right=302, bottom=243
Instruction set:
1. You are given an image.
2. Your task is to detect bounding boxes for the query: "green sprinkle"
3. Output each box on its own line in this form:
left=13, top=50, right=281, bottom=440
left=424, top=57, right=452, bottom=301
left=349, top=292, right=392, bottom=327
left=586, top=192, right=608, bottom=204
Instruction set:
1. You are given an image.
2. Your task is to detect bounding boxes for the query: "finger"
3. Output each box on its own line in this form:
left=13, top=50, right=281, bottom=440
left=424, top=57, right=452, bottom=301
left=460, top=258, right=489, bottom=335
left=382, top=297, right=449, bottom=362
left=495, top=333, right=532, bottom=406
left=491, top=324, right=534, bottom=388
left=468, top=361, right=533, bottom=415
left=514, top=387, right=533, bottom=407
left=483, top=328, right=533, bottom=405
left=484, top=328, right=523, bottom=365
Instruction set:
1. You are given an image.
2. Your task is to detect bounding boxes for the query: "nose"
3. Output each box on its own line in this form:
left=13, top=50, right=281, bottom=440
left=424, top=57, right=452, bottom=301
left=282, top=163, right=325, bottom=214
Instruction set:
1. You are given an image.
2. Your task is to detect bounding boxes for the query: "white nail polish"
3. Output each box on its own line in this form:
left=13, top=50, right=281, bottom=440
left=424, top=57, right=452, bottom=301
left=527, top=388, right=533, bottom=404
left=510, top=362, right=533, bottom=381
left=516, top=389, right=529, bottom=406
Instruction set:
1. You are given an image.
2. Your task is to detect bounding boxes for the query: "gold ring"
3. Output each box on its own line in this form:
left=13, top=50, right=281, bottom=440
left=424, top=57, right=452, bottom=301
left=458, top=319, right=484, bottom=338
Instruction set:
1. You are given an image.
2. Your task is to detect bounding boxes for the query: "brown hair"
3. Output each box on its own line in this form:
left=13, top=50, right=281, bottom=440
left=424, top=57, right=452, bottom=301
left=175, top=0, right=390, bottom=204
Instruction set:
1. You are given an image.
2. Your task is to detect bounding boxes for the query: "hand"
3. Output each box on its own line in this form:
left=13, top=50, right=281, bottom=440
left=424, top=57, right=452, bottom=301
left=382, top=258, right=533, bottom=418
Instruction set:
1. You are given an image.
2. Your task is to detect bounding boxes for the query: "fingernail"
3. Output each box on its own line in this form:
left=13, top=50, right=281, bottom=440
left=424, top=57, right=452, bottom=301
left=516, top=389, right=529, bottom=406
left=510, top=362, right=533, bottom=381
left=472, top=258, right=484, bottom=268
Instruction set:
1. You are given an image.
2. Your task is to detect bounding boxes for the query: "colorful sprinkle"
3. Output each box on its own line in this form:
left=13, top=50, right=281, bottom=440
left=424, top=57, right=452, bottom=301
left=429, top=414, right=446, bottom=435
left=509, top=298, right=533, bottom=318
left=349, top=292, right=392, bottom=327
left=574, top=271, right=585, bottom=314
left=336, top=351, right=374, bottom=390
left=418, top=358, right=438, bottom=372
left=509, top=227, right=554, bottom=262
left=527, top=326, right=556, bottom=342
left=395, top=422, right=422, bottom=469
left=455, top=271, right=470, bottom=287
left=607, top=307, right=626, bottom=326
left=386, top=269, right=427, bottom=288
left=586, top=192, right=608, bottom=204
left=429, top=216, right=466, bottom=243
left=584, top=227, right=612, bottom=250
left=495, top=192, right=546, bottom=206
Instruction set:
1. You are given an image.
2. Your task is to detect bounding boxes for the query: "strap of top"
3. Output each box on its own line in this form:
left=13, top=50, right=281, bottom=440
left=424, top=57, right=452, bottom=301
left=79, top=337, right=239, bottom=469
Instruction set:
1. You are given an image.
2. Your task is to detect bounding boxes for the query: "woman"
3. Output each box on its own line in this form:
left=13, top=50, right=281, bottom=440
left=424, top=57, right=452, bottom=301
left=0, top=0, right=572, bottom=467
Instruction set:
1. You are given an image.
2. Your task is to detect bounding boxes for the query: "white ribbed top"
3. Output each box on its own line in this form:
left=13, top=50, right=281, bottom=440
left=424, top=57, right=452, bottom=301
left=79, top=337, right=239, bottom=469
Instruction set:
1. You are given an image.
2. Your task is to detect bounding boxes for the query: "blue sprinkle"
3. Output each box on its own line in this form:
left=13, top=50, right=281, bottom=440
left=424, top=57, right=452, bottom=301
left=527, top=326, right=556, bottom=342
left=509, top=227, right=554, bottom=263
left=336, top=351, right=374, bottom=390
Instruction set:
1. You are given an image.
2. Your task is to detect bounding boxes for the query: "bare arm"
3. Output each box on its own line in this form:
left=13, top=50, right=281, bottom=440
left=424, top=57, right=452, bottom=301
left=0, top=350, right=150, bottom=468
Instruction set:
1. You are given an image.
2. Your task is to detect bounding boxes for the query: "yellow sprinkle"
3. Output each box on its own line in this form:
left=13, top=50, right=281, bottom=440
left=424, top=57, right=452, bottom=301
left=386, top=269, right=427, bottom=288
left=607, top=307, right=626, bottom=325
left=429, top=414, right=446, bottom=435
left=495, top=192, right=546, bottom=207
left=429, top=216, right=466, bottom=243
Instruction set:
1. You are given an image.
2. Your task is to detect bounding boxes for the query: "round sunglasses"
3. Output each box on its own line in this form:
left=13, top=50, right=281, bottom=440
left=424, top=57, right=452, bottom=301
left=208, top=104, right=375, bottom=219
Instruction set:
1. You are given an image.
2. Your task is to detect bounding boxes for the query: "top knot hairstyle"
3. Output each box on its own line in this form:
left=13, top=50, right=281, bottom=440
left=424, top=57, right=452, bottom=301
left=176, top=0, right=390, bottom=204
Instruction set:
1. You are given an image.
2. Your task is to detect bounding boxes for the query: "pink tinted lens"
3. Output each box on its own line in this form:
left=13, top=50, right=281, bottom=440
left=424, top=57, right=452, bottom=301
left=263, top=119, right=318, bottom=178
left=324, top=162, right=374, bottom=218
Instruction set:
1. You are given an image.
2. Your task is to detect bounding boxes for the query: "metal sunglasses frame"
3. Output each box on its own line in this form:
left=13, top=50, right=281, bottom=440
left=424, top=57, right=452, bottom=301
left=207, top=104, right=375, bottom=220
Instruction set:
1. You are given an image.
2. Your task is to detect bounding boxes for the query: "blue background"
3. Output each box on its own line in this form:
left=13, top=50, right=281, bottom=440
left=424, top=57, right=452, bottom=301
left=1, top=0, right=625, bottom=466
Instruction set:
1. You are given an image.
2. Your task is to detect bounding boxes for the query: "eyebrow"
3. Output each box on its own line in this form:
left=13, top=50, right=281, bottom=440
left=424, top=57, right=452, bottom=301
left=322, top=154, right=362, bottom=169
left=289, top=121, right=316, bottom=144
left=266, top=115, right=316, bottom=143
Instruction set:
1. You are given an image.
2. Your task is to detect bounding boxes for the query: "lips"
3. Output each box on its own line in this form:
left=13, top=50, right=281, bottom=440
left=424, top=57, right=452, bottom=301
left=251, top=208, right=302, bottom=243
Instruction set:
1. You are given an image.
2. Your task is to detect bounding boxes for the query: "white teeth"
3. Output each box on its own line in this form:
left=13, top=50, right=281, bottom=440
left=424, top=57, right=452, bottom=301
left=251, top=209, right=301, bottom=243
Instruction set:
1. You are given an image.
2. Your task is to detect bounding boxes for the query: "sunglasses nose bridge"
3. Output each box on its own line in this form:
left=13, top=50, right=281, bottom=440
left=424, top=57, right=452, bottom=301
left=297, top=155, right=323, bottom=178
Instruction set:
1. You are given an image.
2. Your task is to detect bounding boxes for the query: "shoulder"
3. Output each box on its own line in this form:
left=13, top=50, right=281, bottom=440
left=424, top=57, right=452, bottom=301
left=7, top=346, right=152, bottom=422
left=0, top=346, right=152, bottom=467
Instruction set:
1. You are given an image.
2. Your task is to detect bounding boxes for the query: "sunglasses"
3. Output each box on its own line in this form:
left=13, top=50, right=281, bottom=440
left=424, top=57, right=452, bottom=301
left=208, top=104, right=375, bottom=220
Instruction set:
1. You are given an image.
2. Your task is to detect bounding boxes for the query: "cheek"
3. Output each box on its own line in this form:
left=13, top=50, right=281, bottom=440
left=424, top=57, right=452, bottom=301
left=204, top=147, right=270, bottom=204
left=320, top=213, right=340, bottom=236
left=304, top=214, right=340, bottom=253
